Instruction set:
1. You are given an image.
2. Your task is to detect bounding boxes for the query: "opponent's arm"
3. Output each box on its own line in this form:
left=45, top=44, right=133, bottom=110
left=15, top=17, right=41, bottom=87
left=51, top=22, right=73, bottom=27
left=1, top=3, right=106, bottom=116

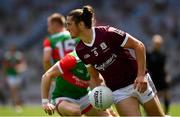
left=43, top=49, right=52, bottom=71
left=41, top=62, right=61, bottom=115
left=43, top=39, right=52, bottom=71
left=41, top=62, right=61, bottom=100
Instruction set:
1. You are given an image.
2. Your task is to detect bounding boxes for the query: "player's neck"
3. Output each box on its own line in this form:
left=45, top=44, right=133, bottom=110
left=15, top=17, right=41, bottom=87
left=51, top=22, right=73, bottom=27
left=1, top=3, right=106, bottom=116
left=79, top=28, right=93, bottom=44
left=58, top=27, right=66, bottom=32
left=51, top=28, right=66, bottom=34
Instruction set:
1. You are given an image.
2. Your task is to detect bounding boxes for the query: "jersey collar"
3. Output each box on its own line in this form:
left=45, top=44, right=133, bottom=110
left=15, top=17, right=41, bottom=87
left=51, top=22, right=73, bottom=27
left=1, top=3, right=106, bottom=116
left=83, top=27, right=95, bottom=47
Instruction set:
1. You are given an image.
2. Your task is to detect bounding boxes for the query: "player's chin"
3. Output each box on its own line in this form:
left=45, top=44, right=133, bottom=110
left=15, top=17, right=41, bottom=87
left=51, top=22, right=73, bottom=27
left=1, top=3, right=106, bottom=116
left=70, top=32, right=78, bottom=38
left=71, top=35, right=78, bottom=39
left=71, top=36, right=76, bottom=38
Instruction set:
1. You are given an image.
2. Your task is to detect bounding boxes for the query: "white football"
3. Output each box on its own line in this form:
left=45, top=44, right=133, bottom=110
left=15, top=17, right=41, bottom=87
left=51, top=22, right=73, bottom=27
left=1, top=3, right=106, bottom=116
left=88, top=86, right=113, bottom=110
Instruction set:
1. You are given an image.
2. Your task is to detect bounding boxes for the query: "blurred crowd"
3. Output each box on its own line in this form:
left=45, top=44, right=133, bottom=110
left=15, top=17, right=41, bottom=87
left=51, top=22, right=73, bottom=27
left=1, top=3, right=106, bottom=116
left=0, top=0, right=180, bottom=104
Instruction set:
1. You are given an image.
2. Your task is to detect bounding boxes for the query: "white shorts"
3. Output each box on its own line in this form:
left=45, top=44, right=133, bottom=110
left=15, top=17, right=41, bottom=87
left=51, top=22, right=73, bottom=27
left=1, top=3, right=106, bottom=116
left=7, top=75, right=22, bottom=87
left=53, top=94, right=92, bottom=114
left=113, top=73, right=157, bottom=104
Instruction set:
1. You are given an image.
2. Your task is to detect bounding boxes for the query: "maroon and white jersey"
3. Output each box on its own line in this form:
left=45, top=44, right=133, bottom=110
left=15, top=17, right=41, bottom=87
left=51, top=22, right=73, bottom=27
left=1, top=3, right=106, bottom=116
left=76, top=26, right=137, bottom=91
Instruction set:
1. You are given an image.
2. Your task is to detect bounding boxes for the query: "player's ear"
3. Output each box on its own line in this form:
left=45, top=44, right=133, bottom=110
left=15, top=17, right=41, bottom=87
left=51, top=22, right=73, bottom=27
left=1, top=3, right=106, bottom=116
left=78, top=21, right=85, bottom=30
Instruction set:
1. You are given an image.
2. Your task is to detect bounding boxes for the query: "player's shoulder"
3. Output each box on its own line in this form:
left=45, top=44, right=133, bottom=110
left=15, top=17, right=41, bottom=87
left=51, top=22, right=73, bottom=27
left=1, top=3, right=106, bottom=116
left=95, top=25, right=110, bottom=32
left=55, top=31, right=70, bottom=37
left=95, top=25, right=119, bottom=31
left=61, top=51, right=80, bottom=66
left=68, top=51, right=78, bottom=58
left=4, top=51, right=11, bottom=59
left=48, top=31, right=71, bottom=39
left=65, top=51, right=79, bottom=61
left=95, top=25, right=124, bottom=36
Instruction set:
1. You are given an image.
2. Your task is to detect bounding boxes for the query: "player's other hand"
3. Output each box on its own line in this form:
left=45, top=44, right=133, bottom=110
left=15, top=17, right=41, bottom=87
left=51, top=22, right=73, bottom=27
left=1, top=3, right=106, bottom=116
left=106, top=108, right=117, bottom=117
left=134, top=75, right=147, bottom=93
left=42, top=102, right=55, bottom=115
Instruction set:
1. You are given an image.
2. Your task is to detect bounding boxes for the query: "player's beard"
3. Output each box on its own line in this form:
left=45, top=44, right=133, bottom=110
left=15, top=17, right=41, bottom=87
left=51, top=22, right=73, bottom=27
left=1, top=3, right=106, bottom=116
left=69, top=31, right=77, bottom=38
left=71, top=34, right=78, bottom=38
left=71, top=35, right=77, bottom=39
left=71, top=28, right=80, bottom=38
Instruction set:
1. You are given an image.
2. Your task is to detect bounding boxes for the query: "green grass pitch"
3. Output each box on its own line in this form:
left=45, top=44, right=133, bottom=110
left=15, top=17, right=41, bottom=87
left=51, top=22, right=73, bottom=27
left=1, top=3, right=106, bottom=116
left=0, top=104, right=180, bottom=116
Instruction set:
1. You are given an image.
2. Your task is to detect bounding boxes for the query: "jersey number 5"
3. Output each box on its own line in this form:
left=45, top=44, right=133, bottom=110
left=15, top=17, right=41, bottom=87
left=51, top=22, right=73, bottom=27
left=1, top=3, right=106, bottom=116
left=93, top=50, right=98, bottom=56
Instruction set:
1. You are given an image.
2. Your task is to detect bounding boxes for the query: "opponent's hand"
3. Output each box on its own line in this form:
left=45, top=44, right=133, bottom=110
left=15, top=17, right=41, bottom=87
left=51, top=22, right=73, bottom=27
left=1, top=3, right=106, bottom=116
left=42, top=102, right=55, bottom=115
left=134, top=75, right=147, bottom=93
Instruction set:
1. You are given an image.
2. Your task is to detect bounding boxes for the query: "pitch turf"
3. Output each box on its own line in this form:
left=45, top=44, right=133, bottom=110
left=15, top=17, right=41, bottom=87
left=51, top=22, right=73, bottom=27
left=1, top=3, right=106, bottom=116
left=0, top=105, right=58, bottom=116
left=0, top=104, right=180, bottom=116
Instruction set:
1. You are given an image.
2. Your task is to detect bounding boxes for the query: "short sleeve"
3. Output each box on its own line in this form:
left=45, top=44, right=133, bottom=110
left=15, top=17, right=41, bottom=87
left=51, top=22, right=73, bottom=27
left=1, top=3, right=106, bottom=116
left=58, top=55, right=77, bottom=74
left=43, top=38, right=52, bottom=50
left=107, top=27, right=129, bottom=47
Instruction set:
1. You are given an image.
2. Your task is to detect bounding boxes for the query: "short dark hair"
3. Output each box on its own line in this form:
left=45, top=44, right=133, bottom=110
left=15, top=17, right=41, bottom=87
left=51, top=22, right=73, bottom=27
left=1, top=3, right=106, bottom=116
left=68, top=5, right=94, bottom=29
left=48, top=13, right=65, bottom=26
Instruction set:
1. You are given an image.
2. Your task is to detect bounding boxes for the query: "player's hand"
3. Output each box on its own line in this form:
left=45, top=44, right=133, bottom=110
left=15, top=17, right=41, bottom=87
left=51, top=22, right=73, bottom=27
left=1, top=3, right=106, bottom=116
left=134, top=75, right=147, bottom=93
left=106, top=108, right=117, bottom=117
left=42, top=102, right=55, bottom=115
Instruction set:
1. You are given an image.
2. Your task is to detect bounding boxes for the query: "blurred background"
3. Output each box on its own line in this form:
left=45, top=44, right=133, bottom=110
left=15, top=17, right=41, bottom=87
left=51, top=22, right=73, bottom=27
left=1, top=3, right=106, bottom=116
left=0, top=0, right=180, bottom=116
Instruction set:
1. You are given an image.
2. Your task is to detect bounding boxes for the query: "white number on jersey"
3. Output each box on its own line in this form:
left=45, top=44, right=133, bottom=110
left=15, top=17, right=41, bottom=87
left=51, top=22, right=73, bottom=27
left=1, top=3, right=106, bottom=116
left=56, top=39, right=76, bottom=58
left=93, top=50, right=98, bottom=56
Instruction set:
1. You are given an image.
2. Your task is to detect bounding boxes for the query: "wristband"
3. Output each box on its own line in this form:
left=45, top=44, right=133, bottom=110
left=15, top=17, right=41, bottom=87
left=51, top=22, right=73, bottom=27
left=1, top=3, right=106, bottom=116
left=42, top=99, right=49, bottom=104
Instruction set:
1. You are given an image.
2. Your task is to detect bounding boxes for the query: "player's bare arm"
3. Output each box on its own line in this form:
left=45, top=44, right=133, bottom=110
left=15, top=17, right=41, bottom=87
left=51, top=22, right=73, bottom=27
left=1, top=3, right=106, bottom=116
left=123, top=34, right=147, bottom=93
left=41, top=62, right=61, bottom=115
left=43, top=48, right=52, bottom=71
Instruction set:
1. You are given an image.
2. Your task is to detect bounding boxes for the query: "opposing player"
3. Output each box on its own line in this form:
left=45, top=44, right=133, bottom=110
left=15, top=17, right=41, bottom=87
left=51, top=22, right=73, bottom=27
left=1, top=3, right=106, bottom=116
left=66, top=5, right=165, bottom=116
left=43, top=13, right=79, bottom=71
left=2, top=45, right=27, bottom=112
left=41, top=51, right=112, bottom=116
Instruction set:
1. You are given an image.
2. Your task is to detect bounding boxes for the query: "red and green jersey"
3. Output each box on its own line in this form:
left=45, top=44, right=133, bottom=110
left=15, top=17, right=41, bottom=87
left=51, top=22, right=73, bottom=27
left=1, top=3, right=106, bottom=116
left=43, top=31, right=80, bottom=63
left=3, top=51, right=23, bottom=76
left=51, top=51, right=90, bottom=100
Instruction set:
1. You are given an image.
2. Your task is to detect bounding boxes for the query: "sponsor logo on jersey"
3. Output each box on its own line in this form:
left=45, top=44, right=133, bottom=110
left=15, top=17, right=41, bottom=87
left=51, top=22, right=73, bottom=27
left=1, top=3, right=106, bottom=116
left=147, top=91, right=152, bottom=96
left=94, top=54, right=117, bottom=71
left=72, top=75, right=89, bottom=87
left=76, top=69, right=84, bottom=73
left=84, top=54, right=90, bottom=59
